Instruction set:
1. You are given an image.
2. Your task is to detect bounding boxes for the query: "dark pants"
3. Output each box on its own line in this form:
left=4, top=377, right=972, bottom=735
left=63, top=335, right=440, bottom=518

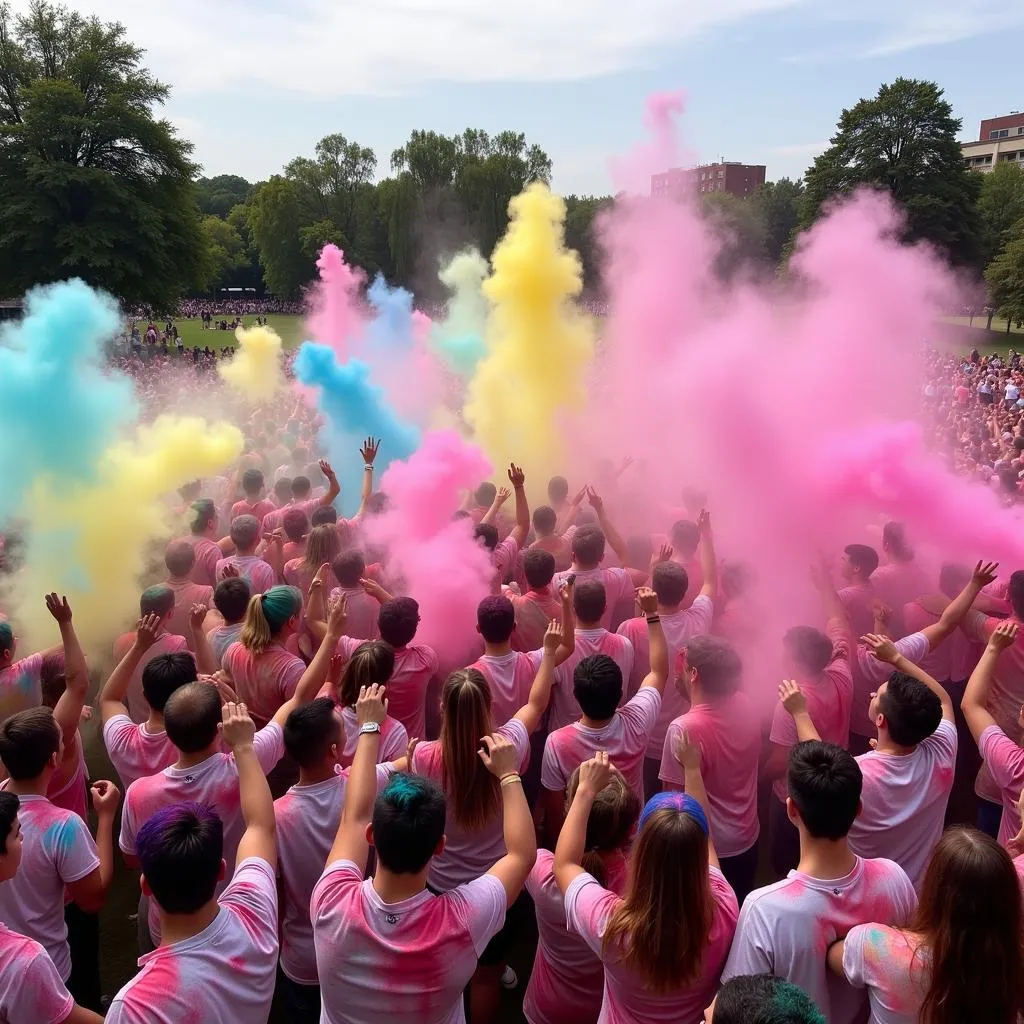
left=276, top=966, right=321, bottom=1024
left=977, top=798, right=1003, bottom=839
left=65, top=902, right=102, bottom=1011
left=770, top=796, right=800, bottom=876
left=642, top=756, right=661, bottom=803
left=720, top=842, right=760, bottom=904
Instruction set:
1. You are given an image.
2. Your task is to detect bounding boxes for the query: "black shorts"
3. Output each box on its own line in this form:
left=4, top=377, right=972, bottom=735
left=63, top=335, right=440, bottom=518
left=479, top=890, right=531, bottom=967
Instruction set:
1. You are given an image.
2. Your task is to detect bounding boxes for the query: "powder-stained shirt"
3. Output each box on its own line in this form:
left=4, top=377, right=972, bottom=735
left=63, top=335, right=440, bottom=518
left=312, top=861, right=506, bottom=1024
left=111, top=632, right=191, bottom=725
left=511, top=589, right=562, bottom=654
left=164, top=579, right=214, bottom=641
left=182, top=534, right=222, bottom=588
left=102, top=716, right=178, bottom=790
left=385, top=644, right=439, bottom=740
left=222, top=642, right=305, bottom=727
left=565, top=867, right=738, bottom=1024
left=0, top=922, right=75, bottom=1024
left=0, top=792, right=100, bottom=981
left=336, top=706, right=408, bottom=769
left=978, top=723, right=1024, bottom=847
left=850, top=633, right=929, bottom=739
left=215, top=554, right=276, bottom=595
left=842, top=924, right=923, bottom=1024
left=469, top=650, right=544, bottom=726
left=723, top=857, right=917, bottom=1024
left=327, top=587, right=380, bottom=641
left=105, top=858, right=279, bottom=1024
left=209, top=623, right=243, bottom=667
left=554, top=567, right=634, bottom=631
left=0, top=652, right=44, bottom=723
left=548, top=628, right=635, bottom=732
left=229, top=498, right=276, bottom=526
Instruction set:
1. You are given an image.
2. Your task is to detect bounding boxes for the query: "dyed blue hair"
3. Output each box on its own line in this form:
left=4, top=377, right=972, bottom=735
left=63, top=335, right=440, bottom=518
left=639, top=791, right=709, bottom=835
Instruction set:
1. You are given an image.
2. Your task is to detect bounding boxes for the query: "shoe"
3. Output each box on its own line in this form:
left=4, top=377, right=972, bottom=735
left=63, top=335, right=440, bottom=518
left=501, top=966, right=518, bottom=989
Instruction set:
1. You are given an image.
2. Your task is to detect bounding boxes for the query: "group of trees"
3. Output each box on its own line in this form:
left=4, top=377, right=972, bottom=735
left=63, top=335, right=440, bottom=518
left=2, top=2, right=1023, bottom=321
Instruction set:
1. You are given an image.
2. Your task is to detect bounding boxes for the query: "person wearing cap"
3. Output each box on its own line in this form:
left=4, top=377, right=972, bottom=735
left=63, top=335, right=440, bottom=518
left=553, top=744, right=738, bottom=1023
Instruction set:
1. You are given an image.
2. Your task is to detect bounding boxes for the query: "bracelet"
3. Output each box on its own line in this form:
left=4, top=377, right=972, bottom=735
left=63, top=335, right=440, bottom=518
left=363, top=465, right=373, bottom=472
left=646, top=615, right=661, bottom=625
left=499, top=773, right=522, bottom=787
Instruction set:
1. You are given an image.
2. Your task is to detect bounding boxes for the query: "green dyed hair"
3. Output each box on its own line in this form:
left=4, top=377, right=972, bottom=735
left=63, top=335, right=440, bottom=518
left=141, top=585, right=175, bottom=618
left=0, top=622, right=13, bottom=654
left=240, top=585, right=303, bottom=655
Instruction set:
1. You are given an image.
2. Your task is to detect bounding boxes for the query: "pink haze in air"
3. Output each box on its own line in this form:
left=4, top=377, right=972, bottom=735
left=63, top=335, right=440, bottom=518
left=305, top=244, right=366, bottom=360
left=576, top=93, right=1007, bottom=706
left=365, top=430, right=494, bottom=670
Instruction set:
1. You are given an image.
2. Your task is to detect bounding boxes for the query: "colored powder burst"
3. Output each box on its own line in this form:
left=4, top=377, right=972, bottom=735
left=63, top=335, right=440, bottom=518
left=293, top=342, right=420, bottom=514
left=218, top=324, right=285, bottom=402
left=9, top=416, right=243, bottom=652
left=433, top=249, right=489, bottom=375
left=304, top=244, right=367, bottom=360
left=364, top=430, right=493, bottom=670
left=0, top=279, right=136, bottom=523
left=464, top=184, right=594, bottom=480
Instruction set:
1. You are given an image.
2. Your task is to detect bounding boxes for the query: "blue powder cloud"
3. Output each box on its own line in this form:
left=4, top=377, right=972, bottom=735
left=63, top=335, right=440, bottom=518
left=0, top=279, right=136, bottom=523
left=365, top=274, right=415, bottom=358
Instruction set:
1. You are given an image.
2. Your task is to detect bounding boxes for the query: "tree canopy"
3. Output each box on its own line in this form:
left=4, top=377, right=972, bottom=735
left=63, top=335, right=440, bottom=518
left=986, top=218, right=1024, bottom=330
left=800, top=78, right=981, bottom=265
left=0, top=0, right=205, bottom=308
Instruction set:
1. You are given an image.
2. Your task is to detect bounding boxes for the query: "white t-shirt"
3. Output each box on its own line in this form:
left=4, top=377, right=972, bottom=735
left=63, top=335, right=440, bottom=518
left=541, top=687, right=661, bottom=798
left=0, top=921, right=75, bottom=1024
left=469, top=650, right=543, bottom=726
left=851, top=633, right=930, bottom=739
left=412, top=717, right=530, bottom=892
left=274, top=764, right=393, bottom=985
left=553, top=567, right=634, bottom=631
left=312, top=860, right=506, bottom=1024
left=848, top=719, right=957, bottom=888
left=548, top=628, right=635, bottom=732
left=723, top=857, right=917, bottom=1024
left=105, top=858, right=279, bottom=1023
left=337, top=706, right=408, bottom=769
left=102, top=715, right=178, bottom=790
left=119, top=723, right=284, bottom=942
left=0, top=793, right=99, bottom=980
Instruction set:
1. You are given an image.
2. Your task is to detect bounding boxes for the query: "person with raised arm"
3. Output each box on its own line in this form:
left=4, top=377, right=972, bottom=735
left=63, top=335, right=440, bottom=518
left=962, top=620, right=1024, bottom=846
left=554, top=744, right=737, bottom=1023
left=475, top=462, right=531, bottom=592
left=312, top=684, right=536, bottom=1024
left=105, top=702, right=281, bottom=1023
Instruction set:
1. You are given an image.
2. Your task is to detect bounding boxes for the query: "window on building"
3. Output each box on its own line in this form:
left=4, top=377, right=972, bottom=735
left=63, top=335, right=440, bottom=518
left=718, top=170, right=725, bottom=178
left=1018, top=127, right=1024, bottom=135
left=986, top=154, right=993, bottom=163
left=991, top=129, right=1010, bottom=139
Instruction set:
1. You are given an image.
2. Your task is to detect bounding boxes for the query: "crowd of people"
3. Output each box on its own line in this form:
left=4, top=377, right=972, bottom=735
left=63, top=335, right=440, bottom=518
left=2, top=341, right=1024, bottom=1024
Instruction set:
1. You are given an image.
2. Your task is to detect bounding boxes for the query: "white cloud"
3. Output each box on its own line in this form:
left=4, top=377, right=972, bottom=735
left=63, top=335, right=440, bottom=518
left=769, top=141, right=828, bottom=157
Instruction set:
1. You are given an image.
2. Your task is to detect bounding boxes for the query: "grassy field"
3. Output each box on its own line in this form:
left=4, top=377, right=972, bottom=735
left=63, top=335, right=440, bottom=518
left=167, top=315, right=306, bottom=350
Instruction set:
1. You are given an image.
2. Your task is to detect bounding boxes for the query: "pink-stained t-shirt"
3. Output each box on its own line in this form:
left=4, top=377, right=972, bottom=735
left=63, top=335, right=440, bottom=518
left=111, top=632, right=191, bottom=725
left=770, top=619, right=854, bottom=801
left=469, top=650, right=544, bottom=726
left=313, top=860, right=506, bottom=1024
left=102, top=715, right=177, bottom=790
left=182, top=534, right=222, bottom=588
left=119, top=723, right=284, bottom=943
left=978, top=724, right=1024, bottom=847
left=647, top=595, right=716, bottom=758
left=564, top=866, right=738, bottom=1024
left=871, top=561, right=932, bottom=639
left=222, top=642, right=305, bottom=728
left=105, top=858, right=279, bottom=1024
left=659, top=692, right=761, bottom=858
left=511, top=589, right=562, bottom=654
left=554, top=567, right=635, bottom=631
left=615, top=617, right=651, bottom=699
left=0, top=652, right=44, bottom=723
left=722, top=857, right=917, bottom=1024
left=275, top=764, right=393, bottom=985
left=848, top=719, right=957, bottom=888
left=328, top=587, right=380, bottom=640
left=163, top=579, right=215, bottom=641
left=337, top=705, right=408, bottom=769
left=842, top=924, right=924, bottom=1024
left=283, top=558, right=338, bottom=598
left=46, top=731, right=89, bottom=822
left=850, top=632, right=930, bottom=739
left=838, top=583, right=877, bottom=642
left=548, top=629, right=635, bottom=733
left=230, top=498, right=276, bottom=525
left=491, top=536, right=520, bottom=593
left=0, top=792, right=100, bottom=981
left=413, top=717, right=530, bottom=892
left=385, top=644, right=439, bottom=740
left=215, top=554, right=277, bottom=595
left=542, top=687, right=660, bottom=798
left=0, top=921, right=75, bottom=1024
left=524, top=848, right=629, bottom=1024
left=260, top=497, right=323, bottom=535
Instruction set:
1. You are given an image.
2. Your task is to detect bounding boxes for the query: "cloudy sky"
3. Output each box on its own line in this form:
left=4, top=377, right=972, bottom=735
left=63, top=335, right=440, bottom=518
left=10, top=0, right=1023, bottom=193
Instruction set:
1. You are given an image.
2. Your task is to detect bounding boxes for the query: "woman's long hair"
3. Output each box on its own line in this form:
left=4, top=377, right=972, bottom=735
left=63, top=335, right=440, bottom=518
left=602, top=807, right=712, bottom=993
left=439, top=669, right=498, bottom=830
left=240, top=586, right=302, bottom=655
left=301, top=524, right=341, bottom=575
left=912, top=827, right=1024, bottom=1024
left=565, top=766, right=640, bottom=887
left=338, top=641, right=395, bottom=706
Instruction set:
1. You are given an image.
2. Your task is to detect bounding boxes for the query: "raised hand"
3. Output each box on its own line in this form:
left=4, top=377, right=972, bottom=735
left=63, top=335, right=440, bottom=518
left=135, top=613, right=163, bottom=650
left=861, top=633, right=900, bottom=664
left=360, top=438, right=381, bottom=466
left=697, top=508, right=712, bottom=538
left=309, top=562, right=332, bottom=595
left=973, top=560, right=999, bottom=587
left=508, top=463, right=526, bottom=490
left=990, top=620, right=1019, bottom=653
left=220, top=701, right=256, bottom=749
left=637, top=586, right=658, bottom=616
left=478, top=733, right=518, bottom=777
left=543, top=619, right=564, bottom=655
left=652, top=544, right=673, bottom=567
left=319, top=458, right=338, bottom=481
left=779, top=680, right=808, bottom=716
left=221, top=562, right=241, bottom=579
left=359, top=577, right=388, bottom=601
left=44, top=593, right=72, bottom=624
left=585, top=486, right=604, bottom=514
left=577, top=750, right=614, bottom=796
left=326, top=593, right=349, bottom=638
left=356, top=683, right=388, bottom=727
left=90, top=779, right=121, bottom=817
left=673, top=728, right=701, bottom=772
left=189, top=604, right=209, bottom=630
left=494, top=486, right=512, bottom=507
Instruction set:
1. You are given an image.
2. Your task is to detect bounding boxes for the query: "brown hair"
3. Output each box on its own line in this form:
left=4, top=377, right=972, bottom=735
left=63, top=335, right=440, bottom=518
left=912, top=827, right=1024, bottom=1024
left=602, top=807, right=713, bottom=992
left=439, top=669, right=498, bottom=830
left=565, top=766, right=641, bottom=887
left=0, top=707, right=61, bottom=780
left=338, top=641, right=395, bottom=706
left=302, top=524, right=341, bottom=576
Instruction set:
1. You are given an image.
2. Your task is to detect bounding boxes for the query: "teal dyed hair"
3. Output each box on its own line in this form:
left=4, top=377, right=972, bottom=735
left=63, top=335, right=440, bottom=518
left=383, top=772, right=428, bottom=810
left=773, top=983, right=826, bottom=1023
left=260, top=586, right=303, bottom=633
left=0, top=622, right=13, bottom=653
left=140, top=585, right=175, bottom=618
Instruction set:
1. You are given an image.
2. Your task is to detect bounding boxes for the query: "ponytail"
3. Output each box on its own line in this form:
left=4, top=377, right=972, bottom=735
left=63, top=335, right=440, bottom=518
left=439, top=669, right=498, bottom=829
left=240, top=585, right=302, bottom=655
left=566, top=766, right=641, bottom=887
left=339, top=641, right=395, bottom=706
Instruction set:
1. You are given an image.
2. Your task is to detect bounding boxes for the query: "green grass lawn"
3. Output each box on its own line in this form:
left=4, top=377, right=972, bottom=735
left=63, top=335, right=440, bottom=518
left=170, top=314, right=306, bottom=350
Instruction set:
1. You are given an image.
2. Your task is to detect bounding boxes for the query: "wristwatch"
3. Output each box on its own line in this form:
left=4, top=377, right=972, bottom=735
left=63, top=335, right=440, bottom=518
left=359, top=722, right=382, bottom=736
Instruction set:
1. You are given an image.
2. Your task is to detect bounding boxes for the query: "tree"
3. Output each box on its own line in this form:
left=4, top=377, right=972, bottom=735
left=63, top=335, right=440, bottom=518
left=0, top=1, right=205, bottom=308
left=198, top=214, right=246, bottom=289
left=752, top=178, right=803, bottom=265
left=702, top=191, right=769, bottom=281
left=197, top=174, right=252, bottom=218
left=800, top=78, right=981, bottom=265
left=564, top=194, right=612, bottom=291
left=978, top=162, right=1024, bottom=265
left=986, top=219, right=1024, bottom=332
left=247, top=176, right=308, bottom=297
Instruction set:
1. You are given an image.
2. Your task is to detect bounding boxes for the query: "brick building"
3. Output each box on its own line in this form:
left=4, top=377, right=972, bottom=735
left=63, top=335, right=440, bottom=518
left=650, top=161, right=767, bottom=200
left=961, top=112, right=1024, bottom=172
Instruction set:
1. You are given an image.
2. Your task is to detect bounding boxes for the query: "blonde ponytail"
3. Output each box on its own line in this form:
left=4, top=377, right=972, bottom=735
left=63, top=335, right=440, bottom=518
left=241, top=594, right=273, bottom=655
